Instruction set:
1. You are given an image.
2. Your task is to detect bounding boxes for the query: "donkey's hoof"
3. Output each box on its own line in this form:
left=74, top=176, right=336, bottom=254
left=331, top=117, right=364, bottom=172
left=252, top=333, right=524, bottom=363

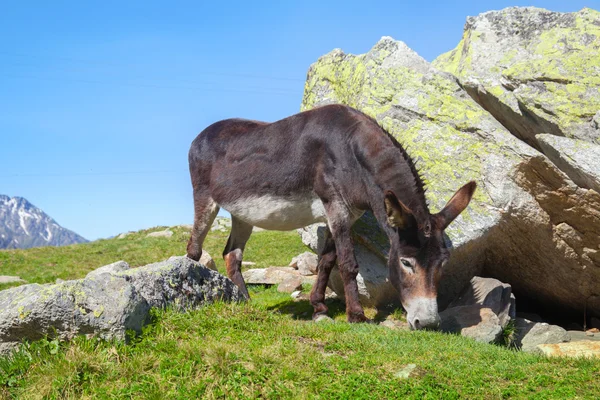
left=313, top=314, right=334, bottom=323
left=347, top=313, right=371, bottom=324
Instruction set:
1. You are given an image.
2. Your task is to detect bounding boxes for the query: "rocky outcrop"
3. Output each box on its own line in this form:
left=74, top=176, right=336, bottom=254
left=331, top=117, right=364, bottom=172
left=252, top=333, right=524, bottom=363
left=0, top=195, right=87, bottom=249
left=0, top=256, right=242, bottom=354
left=536, top=134, right=600, bottom=193
left=433, top=7, right=600, bottom=150
left=301, top=32, right=600, bottom=318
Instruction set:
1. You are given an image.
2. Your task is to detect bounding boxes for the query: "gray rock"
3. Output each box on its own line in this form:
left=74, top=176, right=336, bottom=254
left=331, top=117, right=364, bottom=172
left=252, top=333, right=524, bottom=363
left=290, top=290, right=302, bottom=300
left=200, top=251, right=218, bottom=272
left=146, top=229, right=173, bottom=238
left=434, top=7, right=600, bottom=147
left=242, top=267, right=316, bottom=286
left=0, top=256, right=242, bottom=355
left=514, top=318, right=570, bottom=352
left=314, top=314, right=334, bottom=323
left=289, top=252, right=319, bottom=276
left=118, top=256, right=242, bottom=310
left=86, top=261, right=130, bottom=278
left=211, top=217, right=232, bottom=232
left=394, top=364, right=418, bottom=379
left=302, top=35, right=600, bottom=318
left=537, top=134, right=600, bottom=193
left=0, top=276, right=26, bottom=284
left=117, top=232, right=133, bottom=239
left=277, top=276, right=303, bottom=293
left=448, top=277, right=515, bottom=328
left=569, top=330, right=600, bottom=342
left=297, top=224, right=326, bottom=254
left=440, top=306, right=503, bottom=343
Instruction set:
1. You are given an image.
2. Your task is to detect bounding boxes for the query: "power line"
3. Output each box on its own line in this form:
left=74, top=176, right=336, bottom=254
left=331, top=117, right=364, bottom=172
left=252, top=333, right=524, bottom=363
left=3, top=74, right=301, bottom=96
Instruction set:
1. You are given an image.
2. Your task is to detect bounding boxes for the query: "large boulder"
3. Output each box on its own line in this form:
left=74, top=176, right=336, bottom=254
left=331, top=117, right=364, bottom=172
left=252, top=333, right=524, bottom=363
left=300, top=35, right=600, bottom=317
left=0, top=256, right=242, bottom=354
left=536, top=134, right=600, bottom=193
left=433, top=7, right=600, bottom=150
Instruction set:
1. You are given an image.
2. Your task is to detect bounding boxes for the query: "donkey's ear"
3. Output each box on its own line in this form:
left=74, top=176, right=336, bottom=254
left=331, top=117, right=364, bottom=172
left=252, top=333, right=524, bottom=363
left=384, top=190, right=413, bottom=229
left=434, top=181, right=477, bottom=230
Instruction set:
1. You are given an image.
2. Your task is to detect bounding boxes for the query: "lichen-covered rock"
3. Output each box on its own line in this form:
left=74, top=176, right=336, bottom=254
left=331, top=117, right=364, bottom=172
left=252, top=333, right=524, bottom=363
left=536, top=134, right=600, bottom=193
left=86, top=260, right=130, bottom=278
left=433, top=7, right=600, bottom=149
left=0, top=256, right=242, bottom=355
left=0, top=276, right=149, bottom=352
left=119, top=256, right=242, bottom=309
left=301, top=36, right=600, bottom=317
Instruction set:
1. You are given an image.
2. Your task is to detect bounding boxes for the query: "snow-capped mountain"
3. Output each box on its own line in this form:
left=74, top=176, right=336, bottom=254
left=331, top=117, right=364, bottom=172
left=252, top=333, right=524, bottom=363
left=0, top=195, right=88, bottom=249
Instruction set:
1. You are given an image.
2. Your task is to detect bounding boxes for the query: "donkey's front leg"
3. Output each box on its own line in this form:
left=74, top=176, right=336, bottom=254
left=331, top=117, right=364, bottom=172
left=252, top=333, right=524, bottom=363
left=329, top=220, right=368, bottom=323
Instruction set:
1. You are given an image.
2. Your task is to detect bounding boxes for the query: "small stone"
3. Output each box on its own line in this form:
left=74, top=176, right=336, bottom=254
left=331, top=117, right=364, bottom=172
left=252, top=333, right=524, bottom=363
left=569, top=330, right=600, bottom=342
left=314, top=315, right=334, bottom=323
left=514, top=318, right=570, bottom=352
left=277, top=276, right=303, bottom=293
left=289, top=252, right=318, bottom=276
left=537, top=341, right=600, bottom=358
left=394, top=364, right=417, bottom=379
left=199, top=251, right=217, bottom=272
left=449, top=277, right=515, bottom=328
left=440, top=306, right=503, bottom=343
left=242, top=261, right=256, bottom=267
left=0, top=276, right=25, bottom=284
left=146, top=229, right=173, bottom=238
left=380, top=319, right=410, bottom=331
left=291, top=291, right=302, bottom=299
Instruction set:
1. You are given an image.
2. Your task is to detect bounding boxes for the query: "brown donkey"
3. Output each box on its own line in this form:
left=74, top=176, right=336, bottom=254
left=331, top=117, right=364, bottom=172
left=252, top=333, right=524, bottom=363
left=186, top=104, right=475, bottom=329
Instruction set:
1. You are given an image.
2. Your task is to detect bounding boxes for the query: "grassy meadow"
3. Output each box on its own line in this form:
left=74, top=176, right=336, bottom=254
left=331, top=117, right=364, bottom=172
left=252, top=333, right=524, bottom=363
left=1, top=225, right=599, bottom=399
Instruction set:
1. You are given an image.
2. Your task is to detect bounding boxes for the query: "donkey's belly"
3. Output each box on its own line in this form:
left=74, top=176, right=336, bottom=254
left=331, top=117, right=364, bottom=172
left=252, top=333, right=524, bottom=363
left=219, top=195, right=327, bottom=230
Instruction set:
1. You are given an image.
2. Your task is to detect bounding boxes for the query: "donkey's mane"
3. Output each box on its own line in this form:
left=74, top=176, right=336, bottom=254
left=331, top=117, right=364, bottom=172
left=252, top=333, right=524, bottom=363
left=362, top=113, right=429, bottom=210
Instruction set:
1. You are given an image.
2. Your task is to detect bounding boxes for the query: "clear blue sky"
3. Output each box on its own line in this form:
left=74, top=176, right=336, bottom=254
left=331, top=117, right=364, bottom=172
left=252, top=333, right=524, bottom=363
left=1, top=0, right=596, bottom=240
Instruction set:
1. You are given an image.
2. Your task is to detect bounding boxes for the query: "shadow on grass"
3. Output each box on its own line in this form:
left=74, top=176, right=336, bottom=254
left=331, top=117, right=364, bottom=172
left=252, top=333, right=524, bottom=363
left=266, top=295, right=404, bottom=323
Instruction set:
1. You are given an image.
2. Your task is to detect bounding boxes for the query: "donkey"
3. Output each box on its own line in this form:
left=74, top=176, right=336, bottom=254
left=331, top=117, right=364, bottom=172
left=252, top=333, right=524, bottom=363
left=186, top=104, right=476, bottom=329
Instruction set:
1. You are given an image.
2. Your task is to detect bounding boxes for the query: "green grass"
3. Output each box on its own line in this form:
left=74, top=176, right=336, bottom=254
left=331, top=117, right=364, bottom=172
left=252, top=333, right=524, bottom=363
left=1, top=225, right=600, bottom=398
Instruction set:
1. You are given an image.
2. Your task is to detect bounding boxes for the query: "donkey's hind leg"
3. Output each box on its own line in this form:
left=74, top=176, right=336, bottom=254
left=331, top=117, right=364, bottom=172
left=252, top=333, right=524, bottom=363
left=187, top=192, right=219, bottom=262
left=310, top=228, right=337, bottom=319
left=223, top=216, right=253, bottom=300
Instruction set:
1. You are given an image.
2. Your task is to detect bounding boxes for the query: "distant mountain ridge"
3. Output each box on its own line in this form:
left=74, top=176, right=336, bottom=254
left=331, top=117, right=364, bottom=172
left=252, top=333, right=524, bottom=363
left=0, top=195, right=87, bottom=249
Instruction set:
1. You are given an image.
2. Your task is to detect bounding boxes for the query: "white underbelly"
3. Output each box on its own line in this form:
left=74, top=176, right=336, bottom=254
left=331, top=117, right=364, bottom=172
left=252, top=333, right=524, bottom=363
left=219, top=195, right=327, bottom=230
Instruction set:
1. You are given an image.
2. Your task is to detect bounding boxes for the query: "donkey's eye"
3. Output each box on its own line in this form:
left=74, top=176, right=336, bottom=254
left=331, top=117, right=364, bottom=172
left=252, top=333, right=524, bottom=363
left=400, top=259, right=412, bottom=268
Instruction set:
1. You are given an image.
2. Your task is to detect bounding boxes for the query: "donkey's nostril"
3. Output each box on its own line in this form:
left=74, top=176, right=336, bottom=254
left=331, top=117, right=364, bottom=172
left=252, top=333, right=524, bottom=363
left=413, top=319, right=420, bottom=329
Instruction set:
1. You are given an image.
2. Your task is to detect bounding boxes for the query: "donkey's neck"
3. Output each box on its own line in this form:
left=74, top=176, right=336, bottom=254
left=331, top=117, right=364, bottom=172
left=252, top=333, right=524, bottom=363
left=354, top=122, right=430, bottom=226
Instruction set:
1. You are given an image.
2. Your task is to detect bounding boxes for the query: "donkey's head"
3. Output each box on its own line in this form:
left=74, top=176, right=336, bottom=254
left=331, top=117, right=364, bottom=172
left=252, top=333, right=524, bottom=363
left=384, top=181, right=476, bottom=330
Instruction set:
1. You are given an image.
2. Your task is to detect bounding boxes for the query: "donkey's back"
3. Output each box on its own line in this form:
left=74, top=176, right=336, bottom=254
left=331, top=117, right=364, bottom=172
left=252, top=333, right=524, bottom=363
left=188, top=104, right=373, bottom=231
